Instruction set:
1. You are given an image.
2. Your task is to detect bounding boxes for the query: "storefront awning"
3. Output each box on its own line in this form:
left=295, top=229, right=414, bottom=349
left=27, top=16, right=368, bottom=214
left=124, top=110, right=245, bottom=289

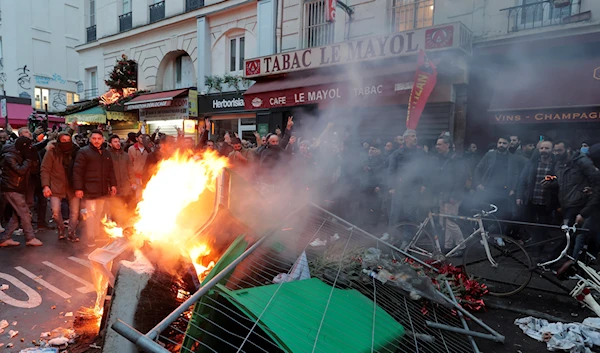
left=65, top=106, right=107, bottom=124
left=125, top=89, right=188, bottom=110
left=243, top=66, right=418, bottom=110
left=488, top=57, right=600, bottom=112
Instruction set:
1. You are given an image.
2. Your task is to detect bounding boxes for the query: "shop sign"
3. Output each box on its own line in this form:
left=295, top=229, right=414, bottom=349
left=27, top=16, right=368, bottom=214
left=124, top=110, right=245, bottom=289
left=244, top=23, right=463, bottom=78
left=184, top=119, right=196, bottom=133
left=257, top=123, right=269, bottom=136
left=199, top=92, right=246, bottom=113
left=139, top=97, right=189, bottom=121
left=491, top=107, right=600, bottom=124
left=245, top=79, right=411, bottom=110
left=127, top=100, right=171, bottom=110
left=188, top=90, right=198, bottom=117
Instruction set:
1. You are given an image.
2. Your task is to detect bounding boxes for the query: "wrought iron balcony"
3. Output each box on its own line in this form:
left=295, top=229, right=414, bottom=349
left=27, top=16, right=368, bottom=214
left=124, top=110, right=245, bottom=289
left=149, top=1, right=165, bottom=23
left=185, top=0, right=204, bottom=12
left=500, top=0, right=586, bottom=33
left=86, top=25, right=97, bottom=42
left=84, top=88, right=99, bottom=100
left=119, top=12, right=133, bottom=32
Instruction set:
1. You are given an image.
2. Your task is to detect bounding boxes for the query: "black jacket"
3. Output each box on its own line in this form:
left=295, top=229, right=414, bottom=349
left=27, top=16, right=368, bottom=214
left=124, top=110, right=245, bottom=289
left=360, top=154, right=386, bottom=191
left=474, top=150, right=524, bottom=192
left=516, top=154, right=557, bottom=207
left=387, top=146, right=427, bottom=191
left=430, top=152, right=468, bottom=203
left=72, top=145, right=117, bottom=200
left=554, top=152, right=600, bottom=218
left=1, top=143, right=32, bottom=194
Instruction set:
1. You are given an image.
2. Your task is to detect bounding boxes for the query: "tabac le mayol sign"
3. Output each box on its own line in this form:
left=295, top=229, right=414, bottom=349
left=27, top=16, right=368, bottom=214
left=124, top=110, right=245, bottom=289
left=244, top=23, right=461, bottom=78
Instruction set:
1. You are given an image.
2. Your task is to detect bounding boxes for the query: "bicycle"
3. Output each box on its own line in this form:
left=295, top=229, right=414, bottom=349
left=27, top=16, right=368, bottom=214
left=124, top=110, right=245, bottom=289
left=395, top=204, right=533, bottom=297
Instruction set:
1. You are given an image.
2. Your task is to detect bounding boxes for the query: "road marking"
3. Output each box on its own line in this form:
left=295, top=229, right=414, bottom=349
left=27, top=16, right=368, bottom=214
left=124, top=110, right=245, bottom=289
left=42, top=261, right=95, bottom=294
left=14, top=266, right=71, bottom=299
left=68, top=256, right=92, bottom=269
left=0, top=272, right=42, bottom=308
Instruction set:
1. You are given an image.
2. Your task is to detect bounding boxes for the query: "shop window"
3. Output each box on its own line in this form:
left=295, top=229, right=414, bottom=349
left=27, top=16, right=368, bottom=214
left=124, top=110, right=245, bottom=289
left=391, top=0, right=433, bottom=32
left=229, top=36, right=245, bottom=73
left=34, top=87, right=50, bottom=110
left=303, top=0, right=334, bottom=48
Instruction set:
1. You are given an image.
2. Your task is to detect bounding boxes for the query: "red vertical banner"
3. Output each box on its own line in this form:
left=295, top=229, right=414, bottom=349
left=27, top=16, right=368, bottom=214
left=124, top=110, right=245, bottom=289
left=406, top=49, right=437, bottom=130
left=326, top=0, right=336, bottom=22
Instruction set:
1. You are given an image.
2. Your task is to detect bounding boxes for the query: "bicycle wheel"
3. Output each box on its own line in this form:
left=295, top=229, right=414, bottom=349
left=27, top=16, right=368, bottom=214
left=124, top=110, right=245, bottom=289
left=463, top=234, right=532, bottom=297
left=394, top=222, right=439, bottom=261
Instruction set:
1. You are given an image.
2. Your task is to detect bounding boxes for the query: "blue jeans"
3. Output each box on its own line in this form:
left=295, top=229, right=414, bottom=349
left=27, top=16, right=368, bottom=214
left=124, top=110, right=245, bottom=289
left=0, top=192, right=36, bottom=241
left=50, top=196, right=80, bottom=233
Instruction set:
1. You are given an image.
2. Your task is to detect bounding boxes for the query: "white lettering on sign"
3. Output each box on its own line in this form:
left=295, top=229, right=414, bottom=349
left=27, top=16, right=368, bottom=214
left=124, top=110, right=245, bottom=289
left=307, top=89, right=342, bottom=101
left=269, top=96, right=287, bottom=106
left=0, top=272, right=42, bottom=308
left=212, top=98, right=244, bottom=109
left=244, top=23, right=460, bottom=78
left=353, top=85, right=383, bottom=96
left=126, top=100, right=171, bottom=110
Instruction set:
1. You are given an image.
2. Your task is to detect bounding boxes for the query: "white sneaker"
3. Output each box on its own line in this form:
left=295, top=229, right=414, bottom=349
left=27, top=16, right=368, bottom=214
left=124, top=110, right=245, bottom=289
left=380, top=233, right=390, bottom=241
left=13, top=229, right=23, bottom=236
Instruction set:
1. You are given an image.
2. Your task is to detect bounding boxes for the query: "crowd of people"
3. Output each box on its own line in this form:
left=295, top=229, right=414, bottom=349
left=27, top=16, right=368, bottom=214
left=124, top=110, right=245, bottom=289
left=0, top=117, right=599, bottom=264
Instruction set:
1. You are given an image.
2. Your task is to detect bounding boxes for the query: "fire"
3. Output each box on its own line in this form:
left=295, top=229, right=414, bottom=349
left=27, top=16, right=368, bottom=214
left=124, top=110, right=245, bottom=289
left=101, top=215, right=124, bottom=238
left=188, top=243, right=216, bottom=281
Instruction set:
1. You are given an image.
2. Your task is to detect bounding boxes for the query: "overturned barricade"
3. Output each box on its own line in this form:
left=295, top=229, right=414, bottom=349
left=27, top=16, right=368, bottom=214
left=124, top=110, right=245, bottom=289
left=105, top=170, right=504, bottom=353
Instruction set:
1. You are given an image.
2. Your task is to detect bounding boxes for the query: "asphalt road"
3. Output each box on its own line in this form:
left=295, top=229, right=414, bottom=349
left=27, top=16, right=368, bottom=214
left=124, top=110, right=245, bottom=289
left=0, top=228, right=98, bottom=352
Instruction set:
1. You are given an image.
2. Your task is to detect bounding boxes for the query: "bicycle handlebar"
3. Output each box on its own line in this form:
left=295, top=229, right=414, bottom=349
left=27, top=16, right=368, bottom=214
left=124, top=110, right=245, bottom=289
left=561, top=224, right=578, bottom=234
left=487, top=204, right=498, bottom=215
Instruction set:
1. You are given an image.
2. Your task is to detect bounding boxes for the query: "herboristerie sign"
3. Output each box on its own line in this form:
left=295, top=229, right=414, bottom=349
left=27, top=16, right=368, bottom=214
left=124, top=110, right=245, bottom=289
left=244, top=23, right=466, bottom=79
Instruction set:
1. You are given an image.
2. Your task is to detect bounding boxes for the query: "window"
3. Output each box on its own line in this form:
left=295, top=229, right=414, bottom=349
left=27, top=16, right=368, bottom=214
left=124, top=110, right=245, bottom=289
left=89, top=0, right=96, bottom=26
left=66, top=92, right=80, bottom=105
left=123, top=0, right=131, bottom=13
left=34, top=87, right=50, bottom=110
left=303, top=0, right=334, bottom=48
left=90, top=70, right=97, bottom=90
left=229, top=36, right=245, bottom=72
left=175, top=54, right=193, bottom=88
left=518, top=0, right=576, bottom=29
left=391, top=0, right=434, bottom=32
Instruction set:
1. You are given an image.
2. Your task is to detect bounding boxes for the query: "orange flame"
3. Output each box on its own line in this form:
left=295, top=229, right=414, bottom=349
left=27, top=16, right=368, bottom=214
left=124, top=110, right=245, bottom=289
left=101, top=215, right=124, bottom=239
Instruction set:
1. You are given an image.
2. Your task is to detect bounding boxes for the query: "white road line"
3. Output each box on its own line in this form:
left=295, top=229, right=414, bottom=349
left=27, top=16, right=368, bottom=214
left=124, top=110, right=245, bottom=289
left=68, top=256, right=92, bottom=269
left=42, top=261, right=95, bottom=294
left=0, top=272, right=42, bottom=308
left=14, top=266, right=72, bottom=299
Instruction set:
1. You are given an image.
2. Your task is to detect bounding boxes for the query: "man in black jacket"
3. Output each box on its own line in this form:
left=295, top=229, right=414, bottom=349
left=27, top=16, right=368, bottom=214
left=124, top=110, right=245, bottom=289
left=552, top=141, right=600, bottom=258
left=73, top=130, right=117, bottom=247
left=0, top=137, right=43, bottom=247
left=432, top=135, right=468, bottom=255
left=516, top=140, right=556, bottom=250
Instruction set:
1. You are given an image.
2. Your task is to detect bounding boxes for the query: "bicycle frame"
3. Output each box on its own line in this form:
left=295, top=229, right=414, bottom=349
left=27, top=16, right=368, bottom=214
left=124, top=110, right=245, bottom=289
left=406, top=211, right=499, bottom=267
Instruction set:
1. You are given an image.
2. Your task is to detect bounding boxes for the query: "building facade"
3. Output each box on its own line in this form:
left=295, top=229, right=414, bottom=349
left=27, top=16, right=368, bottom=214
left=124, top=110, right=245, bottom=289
left=77, top=0, right=259, bottom=138
left=0, top=0, right=83, bottom=125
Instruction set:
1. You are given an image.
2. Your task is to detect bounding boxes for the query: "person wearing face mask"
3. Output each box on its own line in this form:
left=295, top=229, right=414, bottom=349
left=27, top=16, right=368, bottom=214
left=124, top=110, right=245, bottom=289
left=473, top=136, right=523, bottom=234
left=516, top=140, right=557, bottom=255
left=581, top=142, right=590, bottom=155
left=550, top=140, right=600, bottom=259
left=0, top=137, right=43, bottom=247
left=41, top=132, right=81, bottom=242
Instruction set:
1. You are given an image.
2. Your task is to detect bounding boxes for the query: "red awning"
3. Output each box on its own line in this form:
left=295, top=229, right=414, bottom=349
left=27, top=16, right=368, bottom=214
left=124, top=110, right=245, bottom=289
left=244, top=65, right=417, bottom=110
left=125, top=89, right=188, bottom=110
left=488, top=56, right=600, bottom=112
left=7, top=103, right=33, bottom=120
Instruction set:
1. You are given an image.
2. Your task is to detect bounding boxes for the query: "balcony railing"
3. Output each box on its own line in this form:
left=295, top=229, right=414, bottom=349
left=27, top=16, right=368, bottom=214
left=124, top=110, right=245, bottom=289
left=185, top=0, right=204, bottom=12
left=119, top=12, right=133, bottom=32
left=149, top=1, right=165, bottom=23
left=86, top=25, right=97, bottom=42
left=303, top=0, right=335, bottom=48
left=84, top=88, right=98, bottom=100
left=500, top=0, right=585, bottom=33
left=390, top=0, right=434, bottom=32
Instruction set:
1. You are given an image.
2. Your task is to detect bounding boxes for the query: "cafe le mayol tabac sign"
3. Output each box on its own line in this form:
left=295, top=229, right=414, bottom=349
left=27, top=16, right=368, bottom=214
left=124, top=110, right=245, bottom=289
left=244, top=23, right=466, bottom=78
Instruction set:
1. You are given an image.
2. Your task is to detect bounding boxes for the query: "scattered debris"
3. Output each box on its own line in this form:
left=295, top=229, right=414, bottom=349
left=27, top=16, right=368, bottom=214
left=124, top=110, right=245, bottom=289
left=0, top=343, right=3, bottom=348
left=19, top=349, right=59, bottom=353
left=89, top=343, right=101, bottom=349
left=309, top=238, right=327, bottom=247
left=6, top=343, right=13, bottom=348
left=12, top=321, right=17, bottom=326
left=41, top=332, right=51, bottom=338
left=0, top=320, right=8, bottom=329
left=0, top=284, right=8, bottom=291
left=51, top=305, right=56, bottom=309
left=9, top=330, right=18, bottom=338
left=515, top=316, right=600, bottom=352
left=64, top=312, right=73, bottom=317
left=20, top=338, right=24, bottom=342
left=48, top=337, right=69, bottom=346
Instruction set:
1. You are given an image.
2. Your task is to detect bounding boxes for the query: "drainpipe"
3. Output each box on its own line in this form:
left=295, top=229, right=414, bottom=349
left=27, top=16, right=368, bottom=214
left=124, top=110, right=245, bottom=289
left=279, top=0, right=284, bottom=53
